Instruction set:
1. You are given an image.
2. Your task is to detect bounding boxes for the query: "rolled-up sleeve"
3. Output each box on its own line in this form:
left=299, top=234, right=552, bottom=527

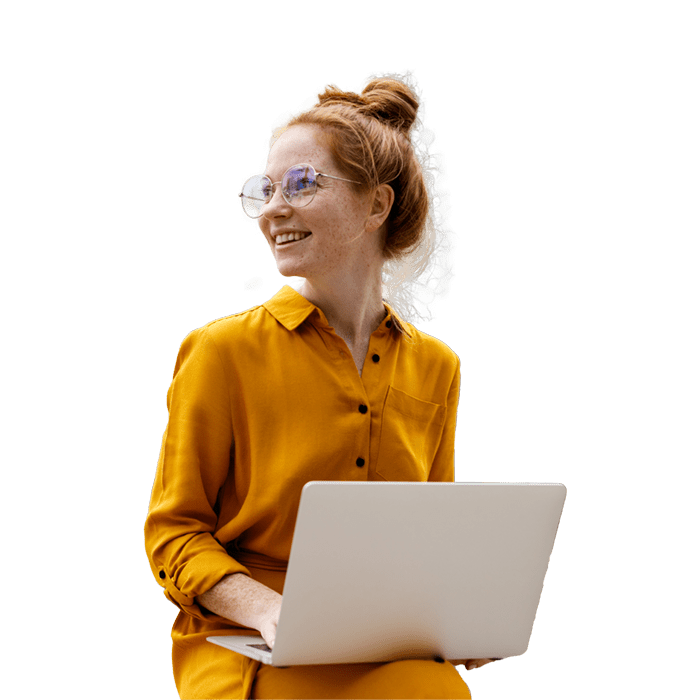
left=428, top=356, right=460, bottom=483
left=145, top=327, right=250, bottom=620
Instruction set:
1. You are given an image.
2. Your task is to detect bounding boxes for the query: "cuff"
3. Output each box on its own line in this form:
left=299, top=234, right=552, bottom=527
left=155, top=549, right=252, bottom=621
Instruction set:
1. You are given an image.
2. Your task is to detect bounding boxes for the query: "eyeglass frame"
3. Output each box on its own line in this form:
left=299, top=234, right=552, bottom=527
left=239, top=163, right=362, bottom=218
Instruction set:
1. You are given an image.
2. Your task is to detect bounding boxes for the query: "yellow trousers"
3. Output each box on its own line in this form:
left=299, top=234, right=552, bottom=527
left=251, top=658, right=471, bottom=699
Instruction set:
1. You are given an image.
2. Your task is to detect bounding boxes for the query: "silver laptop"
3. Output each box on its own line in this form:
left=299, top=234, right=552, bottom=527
left=208, top=481, right=566, bottom=666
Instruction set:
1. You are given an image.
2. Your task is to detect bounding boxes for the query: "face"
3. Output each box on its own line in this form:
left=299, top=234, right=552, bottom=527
left=257, top=125, right=384, bottom=284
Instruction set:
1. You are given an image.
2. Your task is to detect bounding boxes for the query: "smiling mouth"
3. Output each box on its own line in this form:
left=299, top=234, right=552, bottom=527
left=275, top=231, right=311, bottom=246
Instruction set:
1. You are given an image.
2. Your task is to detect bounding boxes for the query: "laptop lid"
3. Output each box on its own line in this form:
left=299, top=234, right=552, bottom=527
left=209, top=481, right=566, bottom=666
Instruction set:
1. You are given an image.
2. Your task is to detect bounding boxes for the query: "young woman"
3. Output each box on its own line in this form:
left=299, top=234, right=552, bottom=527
left=145, top=77, right=491, bottom=699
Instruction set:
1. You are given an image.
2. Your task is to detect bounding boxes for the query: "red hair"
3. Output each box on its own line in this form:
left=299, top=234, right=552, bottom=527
left=282, top=78, right=429, bottom=260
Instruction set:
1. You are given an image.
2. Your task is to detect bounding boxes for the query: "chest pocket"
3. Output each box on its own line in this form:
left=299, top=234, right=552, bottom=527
left=375, top=386, right=447, bottom=482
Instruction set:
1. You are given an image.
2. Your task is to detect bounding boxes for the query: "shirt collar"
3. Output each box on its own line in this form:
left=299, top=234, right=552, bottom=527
left=263, top=286, right=318, bottom=331
left=263, top=285, right=413, bottom=338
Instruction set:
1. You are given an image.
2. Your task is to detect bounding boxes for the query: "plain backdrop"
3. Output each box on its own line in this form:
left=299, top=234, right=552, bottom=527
left=2, top=1, right=698, bottom=698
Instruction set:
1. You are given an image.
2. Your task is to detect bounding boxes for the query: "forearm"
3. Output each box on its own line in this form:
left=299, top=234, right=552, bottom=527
left=196, top=573, right=282, bottom=631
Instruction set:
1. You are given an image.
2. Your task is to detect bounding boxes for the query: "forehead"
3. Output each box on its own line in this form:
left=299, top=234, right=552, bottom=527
left=265, top=125, right=335, bottom=178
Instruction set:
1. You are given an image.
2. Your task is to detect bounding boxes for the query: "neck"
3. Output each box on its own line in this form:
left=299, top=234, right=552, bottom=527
left=299, top=273, right=385, bottom=347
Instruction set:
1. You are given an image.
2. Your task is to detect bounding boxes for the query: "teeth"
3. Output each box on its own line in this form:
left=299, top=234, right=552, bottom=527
left=275, top=231, right=310, bottom=245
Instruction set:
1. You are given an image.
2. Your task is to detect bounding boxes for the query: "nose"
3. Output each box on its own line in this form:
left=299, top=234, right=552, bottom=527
left=261, top=183, right=292, bottom=221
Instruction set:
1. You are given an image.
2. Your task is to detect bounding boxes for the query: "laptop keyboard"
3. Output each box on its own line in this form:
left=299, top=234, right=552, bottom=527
left=247, top=643, right=272, bottom=652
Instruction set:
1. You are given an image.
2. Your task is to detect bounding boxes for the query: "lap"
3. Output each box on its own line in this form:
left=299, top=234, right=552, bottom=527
left=251, top=658, right=472, bottom=700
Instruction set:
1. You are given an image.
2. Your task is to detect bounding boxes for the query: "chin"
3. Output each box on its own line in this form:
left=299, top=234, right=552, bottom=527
left=275, top=260, right=309, bottom=279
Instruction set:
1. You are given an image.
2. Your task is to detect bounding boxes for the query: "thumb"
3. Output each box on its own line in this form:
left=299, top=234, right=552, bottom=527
left=259, top=619, right=277, bottom=649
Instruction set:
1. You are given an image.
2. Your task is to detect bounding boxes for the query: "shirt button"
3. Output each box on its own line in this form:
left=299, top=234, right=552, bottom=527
left=372, top=354, right=380, bottom=363
left=358, top=404, right=368, bottom=414
left=386, top=320, right=393, bottom=329
left=356, top=457, right=365, bottom=467
left=159, top=570, right=166, bottom=579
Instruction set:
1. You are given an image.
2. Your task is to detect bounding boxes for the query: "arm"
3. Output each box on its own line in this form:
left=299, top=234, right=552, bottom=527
left=145, top=327, right=250, bottom=619
left=196, top=574, right=283, bottom=648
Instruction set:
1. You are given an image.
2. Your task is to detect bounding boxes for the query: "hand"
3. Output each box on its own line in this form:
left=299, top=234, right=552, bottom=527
left=453, top=658, right=497, bottom=671
left=257, top=595, right=282, bottom=649
left=466, top=658, right=495, bottom=671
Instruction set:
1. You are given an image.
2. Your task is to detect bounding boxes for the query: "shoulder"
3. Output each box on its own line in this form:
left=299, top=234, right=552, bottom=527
left=400, top=321, right=460, bottom=371
left=200, top=303, right=271, bottom=340
left=182, top=302, right=277, bottom=346
left=172, top=303, right=282, bottom=373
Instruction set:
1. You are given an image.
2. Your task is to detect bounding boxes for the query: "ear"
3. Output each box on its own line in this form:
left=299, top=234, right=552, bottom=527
left=364, top=184, right=395, bottom=234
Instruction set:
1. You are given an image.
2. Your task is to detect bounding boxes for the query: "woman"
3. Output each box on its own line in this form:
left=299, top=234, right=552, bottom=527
left=145, top=76, right=491, bottom=699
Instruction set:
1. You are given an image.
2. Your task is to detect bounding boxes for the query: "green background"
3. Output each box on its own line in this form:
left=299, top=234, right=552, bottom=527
left=0, top=0, right=699, bottom=700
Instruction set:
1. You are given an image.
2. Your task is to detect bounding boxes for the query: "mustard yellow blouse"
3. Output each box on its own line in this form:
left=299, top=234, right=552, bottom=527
left=145, top=285, right=460, bottom=623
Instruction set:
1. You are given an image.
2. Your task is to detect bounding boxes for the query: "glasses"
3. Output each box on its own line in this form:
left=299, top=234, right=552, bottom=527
left=239, top=163, right=361, bottom=218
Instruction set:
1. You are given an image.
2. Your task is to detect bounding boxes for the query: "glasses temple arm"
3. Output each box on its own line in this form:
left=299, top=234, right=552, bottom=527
left=317, top=173, right=362, bottom=185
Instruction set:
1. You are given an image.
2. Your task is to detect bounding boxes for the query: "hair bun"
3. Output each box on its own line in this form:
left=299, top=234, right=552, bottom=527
left=361, top=78, right=419, bottom=134
left=316, top=77, right=420, bottom=135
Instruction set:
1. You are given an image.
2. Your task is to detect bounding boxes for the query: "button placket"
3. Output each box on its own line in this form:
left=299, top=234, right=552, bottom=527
left=365, top=323, right=397, bottom=477
left=353, top=321, right=393, bottom=474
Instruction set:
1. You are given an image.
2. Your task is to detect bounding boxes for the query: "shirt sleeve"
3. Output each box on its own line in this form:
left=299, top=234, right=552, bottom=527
left=428, top=356, right=461, bottom=483
left=144, top=326, right=251, bottom=620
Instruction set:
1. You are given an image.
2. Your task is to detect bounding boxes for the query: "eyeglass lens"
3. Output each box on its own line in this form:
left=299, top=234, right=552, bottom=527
left=240, top=164, right=318, bottom=218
